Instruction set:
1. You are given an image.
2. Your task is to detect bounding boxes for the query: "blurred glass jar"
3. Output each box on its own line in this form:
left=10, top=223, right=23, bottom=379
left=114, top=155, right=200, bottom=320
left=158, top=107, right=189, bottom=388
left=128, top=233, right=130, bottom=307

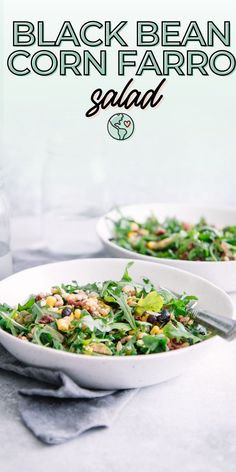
left=41, top=133, right=112, bottom=257
left=0, top=176, right=13, bottom=279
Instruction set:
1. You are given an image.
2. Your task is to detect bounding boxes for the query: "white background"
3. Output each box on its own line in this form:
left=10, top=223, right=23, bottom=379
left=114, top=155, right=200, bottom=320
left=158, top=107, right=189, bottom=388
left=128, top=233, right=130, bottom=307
left=2, top=0, right=236, bottom=218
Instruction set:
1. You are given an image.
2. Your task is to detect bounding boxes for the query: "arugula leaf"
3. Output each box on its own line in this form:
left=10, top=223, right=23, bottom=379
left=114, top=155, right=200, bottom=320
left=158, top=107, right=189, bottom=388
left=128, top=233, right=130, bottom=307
left=0, top=303, right=12, bottom=312
left=79, top=314, right=108, bottom=333
left=109, top=322, right=131, bottom=332
left=141, top=277, right=155, bottom=295
left=163, top=321, right=200, bottom=343
left=30, top=305, right=58, bottom=324
left=168, top=296, right=197, bottom=316
left=31, top=303, right=46, bottom=323
left=135, top=291, right=164, bottom=316
left=108, top=291, right=136, bottom=329
left=0, top=309, right=25, bottom=335
left=32, top=325, right=64, bottom=348
left=101, top=280, right=117, bottom=301
left=78, top=313, right=130, bottom=334
left=18, top=296, right=35, bottom=312
left=121, top=262, right=134, bottom=282
left=143, top=334, right=168, bottom=353
left=61, top=281, right=80, bottom=293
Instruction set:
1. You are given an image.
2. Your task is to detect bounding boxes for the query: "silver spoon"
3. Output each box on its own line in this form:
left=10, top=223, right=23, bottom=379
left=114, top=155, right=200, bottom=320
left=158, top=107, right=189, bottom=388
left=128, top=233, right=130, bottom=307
left=159, top=287, right=236, bottom=340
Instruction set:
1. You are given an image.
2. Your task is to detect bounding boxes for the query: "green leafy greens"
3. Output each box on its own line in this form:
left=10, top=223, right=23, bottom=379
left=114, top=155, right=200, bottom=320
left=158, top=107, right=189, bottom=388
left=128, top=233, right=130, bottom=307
left=0, top=264, right=213, bottom=356
left=112, top=215, right=236, bottom=262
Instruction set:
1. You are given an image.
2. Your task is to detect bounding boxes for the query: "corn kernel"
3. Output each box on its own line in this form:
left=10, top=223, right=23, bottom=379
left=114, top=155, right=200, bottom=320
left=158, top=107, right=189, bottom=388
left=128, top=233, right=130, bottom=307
left=56, top=314, right=74, bottom=332
left=74, top=309, right=81, bottom=320
left=84, top=347, right=93, bottom=355
left=150, top=326, right=163, bottom=335
left=46, top=296, right=56, bottom=307
left=146, top=241, right=158, bottom=250
left=128, top=231, right=137, bottom=239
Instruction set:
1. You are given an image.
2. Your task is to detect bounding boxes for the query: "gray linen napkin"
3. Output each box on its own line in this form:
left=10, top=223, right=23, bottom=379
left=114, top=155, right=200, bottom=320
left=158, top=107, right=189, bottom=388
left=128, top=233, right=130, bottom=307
left=0, top=345, right=136, bottom=445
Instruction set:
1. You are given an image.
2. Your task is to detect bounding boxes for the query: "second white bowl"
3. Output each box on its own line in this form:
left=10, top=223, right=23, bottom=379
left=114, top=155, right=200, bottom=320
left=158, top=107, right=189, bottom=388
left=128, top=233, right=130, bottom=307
left=97, top=203, right=236, bottom=292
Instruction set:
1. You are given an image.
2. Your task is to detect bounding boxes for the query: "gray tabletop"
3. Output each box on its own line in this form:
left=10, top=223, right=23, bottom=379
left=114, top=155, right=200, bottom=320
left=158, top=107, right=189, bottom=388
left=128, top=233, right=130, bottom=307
left=1, top=247, right=236, bottom=472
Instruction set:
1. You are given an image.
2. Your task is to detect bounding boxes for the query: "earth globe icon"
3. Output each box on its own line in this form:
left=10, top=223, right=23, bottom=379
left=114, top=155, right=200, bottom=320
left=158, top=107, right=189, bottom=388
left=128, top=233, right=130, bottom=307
left=107, top=113, right=134, bottom=141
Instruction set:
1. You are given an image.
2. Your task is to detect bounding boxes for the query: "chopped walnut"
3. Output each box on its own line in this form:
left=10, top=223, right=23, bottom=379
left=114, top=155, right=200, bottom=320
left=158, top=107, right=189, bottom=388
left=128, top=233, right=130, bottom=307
left=122, top=285, right=136, bottom=296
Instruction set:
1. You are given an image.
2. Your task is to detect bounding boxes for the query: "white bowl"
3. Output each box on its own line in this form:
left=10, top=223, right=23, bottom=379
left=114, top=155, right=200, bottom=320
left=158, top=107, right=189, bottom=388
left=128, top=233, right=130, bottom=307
left=97, top=203, right=236, bottom=292
left=0, top=258, right=233, bottom=389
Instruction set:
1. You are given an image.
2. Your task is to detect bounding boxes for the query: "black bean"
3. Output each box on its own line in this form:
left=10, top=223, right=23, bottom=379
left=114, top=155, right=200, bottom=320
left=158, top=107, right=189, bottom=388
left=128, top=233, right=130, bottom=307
left=147, top=314, right=158, bottom=325
left=147, top=309, right=170, bottom=327
left=62, top=307, right=72, bottom=317
left=156, top=310, right=171, bottom=327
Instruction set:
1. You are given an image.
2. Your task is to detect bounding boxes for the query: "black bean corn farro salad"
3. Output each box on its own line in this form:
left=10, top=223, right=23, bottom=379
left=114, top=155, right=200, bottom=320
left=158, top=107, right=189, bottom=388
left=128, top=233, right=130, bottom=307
left=112, top=215, right=236, bottom=261
left=0, top=264, right=213, bottom=356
